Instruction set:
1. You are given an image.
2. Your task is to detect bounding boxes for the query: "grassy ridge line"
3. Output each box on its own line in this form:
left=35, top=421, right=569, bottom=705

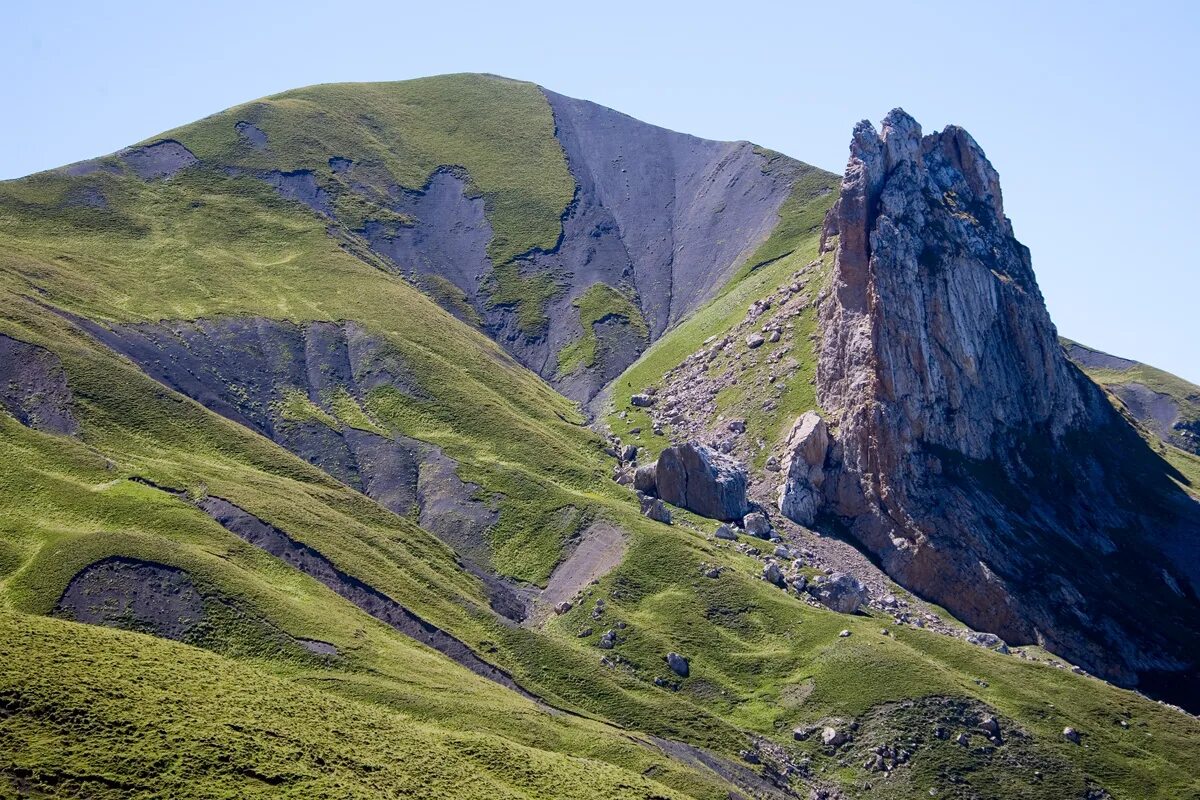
left=157, top=74, right=576, bottom=267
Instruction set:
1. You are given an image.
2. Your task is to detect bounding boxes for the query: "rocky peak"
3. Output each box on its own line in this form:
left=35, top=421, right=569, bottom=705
left=802, top=110, right=1200, bottom=708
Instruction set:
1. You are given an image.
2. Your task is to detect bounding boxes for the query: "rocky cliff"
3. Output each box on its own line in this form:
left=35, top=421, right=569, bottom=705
left=805, top=110, right=1200, bottom=706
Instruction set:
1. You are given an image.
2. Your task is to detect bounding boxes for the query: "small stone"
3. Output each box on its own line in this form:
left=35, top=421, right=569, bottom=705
left=979, top=716, right=1000, bottom=737
left=839, top=629, right=852, bottom=637
left=773, top=545, right=791, bottom=559
left=598, top=630, right=617, bottom=649
left=955, top=732, right=970, bottom=746
left=822, top=727, right=848, bottom=747
left=746, top=333, right=765, bottom=349
left=630, top=393, right=656, bottom=407
left=728, top=419, right=746, bottom=434
left=768, top=329, right=781, bottom=343
left=1063, top=727, right=1081, bottom=744
left=553, top=601, right=572, bottom=615
left=577, top=627, right=593, bottom=638
left=763, top=562, right=784, bottom=586
left=714, top=524, right=737, bottom=541
left=621, top=444, right=638, bottom=462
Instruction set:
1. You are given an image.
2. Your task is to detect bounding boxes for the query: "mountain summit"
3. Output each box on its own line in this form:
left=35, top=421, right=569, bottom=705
left=1, top=76, right=1197, bottom=799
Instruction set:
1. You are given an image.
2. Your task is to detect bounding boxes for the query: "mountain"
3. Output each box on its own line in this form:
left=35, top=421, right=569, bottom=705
left=0, top=74, right=1197, bottom=800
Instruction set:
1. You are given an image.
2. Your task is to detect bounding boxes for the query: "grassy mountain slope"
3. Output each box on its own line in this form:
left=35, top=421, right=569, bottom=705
left=0, top=76, right=1196, bottom=799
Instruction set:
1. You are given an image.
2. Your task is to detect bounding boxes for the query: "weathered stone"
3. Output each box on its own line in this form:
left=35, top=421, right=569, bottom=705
left=630, top=393, right=656, bottom=407
left=763, top=562, right=784, bottom=587
left=666, top=652, right=690, bottom=677
left=810, top=572, right=868, bottom=615
left=554, top=601, right=572, bottom=615
left=639, top=495, right=672, bottom=524
left=822, top=727, right=848, bottom=747
left=814, top=109, right=1200, bottom=699
left=776, top=411, right=828, bottom=526
left=633, top=462, right=658, bottom=494
left=655, top=441, right=750, bottom=521
left=714, top=524, right=737, bottom=541
left=621, top=444, right=638, bottom=462
left=746, top=333, right=765, bottom=349
left=743, top=512, right=771, bottom=538
left=1063, top=727, right=1081, bottom=744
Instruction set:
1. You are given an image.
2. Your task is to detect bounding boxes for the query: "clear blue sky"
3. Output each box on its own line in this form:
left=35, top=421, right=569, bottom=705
left=5, top=0, right=1197, bottom=382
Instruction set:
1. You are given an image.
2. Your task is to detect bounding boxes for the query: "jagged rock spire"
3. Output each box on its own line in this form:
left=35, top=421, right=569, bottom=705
left=805, top=111, right=1200, bottom=702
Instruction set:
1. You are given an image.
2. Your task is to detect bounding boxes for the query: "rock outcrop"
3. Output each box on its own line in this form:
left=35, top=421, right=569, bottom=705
left=651, top=441, right=750, bottom=522
left=777, top=411, right=828, bottom=526
left=809, top=109, right=1200, bottom=708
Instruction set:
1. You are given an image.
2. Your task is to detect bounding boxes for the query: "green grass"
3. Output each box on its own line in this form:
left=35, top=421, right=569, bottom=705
left=557, top=283, right=650, bottom=377
left=0, top=77, right=1196, bottom=800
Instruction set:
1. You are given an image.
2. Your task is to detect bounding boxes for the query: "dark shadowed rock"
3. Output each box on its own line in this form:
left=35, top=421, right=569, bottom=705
left=633, top=461, right=658, bottom=494
left=120, top=140, right=197, bottom=180
left=809, top=572, right=868, bottom=614
left=0, top=334, right=79, bottom=435
left=666, top=652, right=690, bottom=677
left=815, top=109, right=1200, bottom=706
left=655, top=442, right=749, bottom=521
left=640, top=494, right=672, bottom=524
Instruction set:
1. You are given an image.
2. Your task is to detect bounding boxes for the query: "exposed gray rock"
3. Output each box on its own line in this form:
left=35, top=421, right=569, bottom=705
left=630, top=393, right=656, bottom=408
left=743, top=512, right=771, bottom=538
left=814, top=109, right=1200, bottom=705
left=634, top=461, right=658, bottom=494
left=822, top=727, right=848, bottom=747
left=666, top=651, right=690, bottom=677
left=777, top=411, right=828, bottom=526
left=640, top=494, right=672, bottom=524
left=714, top=523, right=738, bottom=541
left=655, top=441, right=749, bottom=521
left=1063, top=727, right=1081, bottom=744
left=762, top=562, right=784, bottom=587
left=746, top=333, right=765, bottom=349
left=0, top=334, right=79, bottom=435
left=810, top=572, right=868, bottom=615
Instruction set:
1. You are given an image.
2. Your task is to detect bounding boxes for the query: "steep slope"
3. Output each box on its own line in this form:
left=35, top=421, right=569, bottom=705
left=1, top=77, right=1198, bottom=800
left=1065, top=339, right=1200, bottom=456
left=807, top=110, right=1200, bottom=705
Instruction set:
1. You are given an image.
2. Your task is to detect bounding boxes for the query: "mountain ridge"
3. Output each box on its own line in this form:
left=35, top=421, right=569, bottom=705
left=0, top=75, right=1197, bottom=799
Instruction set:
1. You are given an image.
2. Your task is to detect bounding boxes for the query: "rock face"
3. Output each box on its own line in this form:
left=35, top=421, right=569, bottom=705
left=653, top=442, right=750, bottom=521
left=813, top=109, right=1200, bottom=708
left=777, top=411, right=828, bottom=526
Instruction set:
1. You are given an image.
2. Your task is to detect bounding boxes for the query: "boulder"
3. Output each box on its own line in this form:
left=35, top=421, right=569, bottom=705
left=743, top=512, right=771, bottom=538
left=655, top=442, right=750, bottom=521
left=811, top=572, right=868, bottom=614
left=763, top=562, right=784, bottom=587
left=666, top=652, right=690, bottom=677
left=1063, top=727, right=1081, bottom=744
left=630, top=393, right=656, bottom=407
left=639, top=495, right=672, bottom=524
left=714, top=524, right=738, bottom=541
left=553, top=601, right=572, bottom=615
left=777, top=411, right=828, bottom=526
left=746, top=333, right=765, bottom=349
left=621, top=444, right=639, bottom=462
left=633, top=462, right=658, bottom=494
left=822, top=727, right=848, bottom=747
